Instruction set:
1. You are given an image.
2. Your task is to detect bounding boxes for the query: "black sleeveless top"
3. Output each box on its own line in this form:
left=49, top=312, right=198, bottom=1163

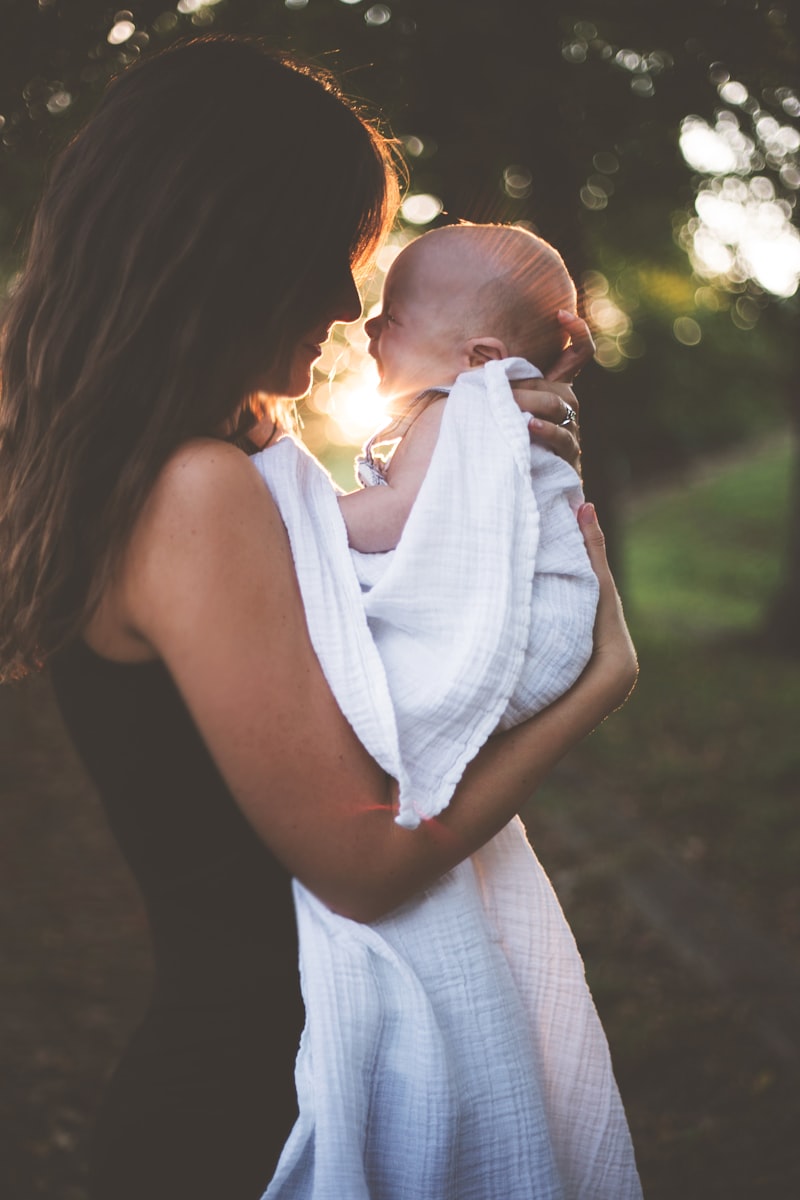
left=50, top=640, right=304, bottom=1200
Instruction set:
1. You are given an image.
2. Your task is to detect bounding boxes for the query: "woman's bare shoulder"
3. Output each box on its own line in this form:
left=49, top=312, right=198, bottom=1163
left=148, top=436, right=269, bottom=516
left=120, top=437, right=287, bottom=638
left=132, top=438, right=283, bottom=560
left=87, top=439, right=277, bottom=659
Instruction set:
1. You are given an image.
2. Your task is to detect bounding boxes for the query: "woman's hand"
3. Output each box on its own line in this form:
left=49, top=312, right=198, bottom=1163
left=577, top=501, right=638, bottom=708
left=547, top=310, right=596, bottom=385
left=510, top=311, right=595, bottom=472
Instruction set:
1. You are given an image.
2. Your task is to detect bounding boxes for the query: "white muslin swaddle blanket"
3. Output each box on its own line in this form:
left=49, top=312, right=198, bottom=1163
left=253, top=359, right=642, bottom=1199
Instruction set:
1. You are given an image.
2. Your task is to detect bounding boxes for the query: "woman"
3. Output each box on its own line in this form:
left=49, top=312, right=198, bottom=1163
left=0, top=35, right=637, bottom=1200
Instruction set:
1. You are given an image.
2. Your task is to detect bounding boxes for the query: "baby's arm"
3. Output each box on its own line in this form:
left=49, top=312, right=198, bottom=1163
left=338, top=396, right=447, bottom=552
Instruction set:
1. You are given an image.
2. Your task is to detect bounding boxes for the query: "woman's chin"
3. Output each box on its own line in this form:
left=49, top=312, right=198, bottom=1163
left=283, top=369, right=315, bottom=400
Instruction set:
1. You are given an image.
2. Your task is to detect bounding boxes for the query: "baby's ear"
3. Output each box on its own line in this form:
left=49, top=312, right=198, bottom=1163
left=464, top=336, right=508, bottom=367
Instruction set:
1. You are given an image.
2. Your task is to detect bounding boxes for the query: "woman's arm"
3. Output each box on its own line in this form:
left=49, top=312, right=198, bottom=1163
left=121, top=442, right=635, bottom=923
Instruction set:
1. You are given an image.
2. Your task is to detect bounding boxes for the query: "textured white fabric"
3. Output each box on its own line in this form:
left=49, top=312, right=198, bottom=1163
left=252, top=359, right=641, bottom=1199
left=266, top=823, right=641, bottom=1199
left=350, top=357, right=598, bottom=828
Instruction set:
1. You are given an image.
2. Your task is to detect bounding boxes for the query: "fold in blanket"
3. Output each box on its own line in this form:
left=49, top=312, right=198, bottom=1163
left=252, top=359, right=641, bottom=1199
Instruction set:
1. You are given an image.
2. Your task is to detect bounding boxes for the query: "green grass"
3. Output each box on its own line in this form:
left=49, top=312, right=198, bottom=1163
left=623, top=434, right=793, bottom=635
left=544, top=433, right=800, bottom=939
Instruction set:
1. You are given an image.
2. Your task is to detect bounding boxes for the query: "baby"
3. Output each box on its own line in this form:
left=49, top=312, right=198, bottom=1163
left=334, top=222, right=598, bottom=830
left=259, top=227, right=641, bottom=1197
left=338, top=222, right=578, bottom=553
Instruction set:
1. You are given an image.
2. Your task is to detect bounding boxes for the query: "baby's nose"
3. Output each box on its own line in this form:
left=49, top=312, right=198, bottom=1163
left=364, top=314, right=380, bottom=339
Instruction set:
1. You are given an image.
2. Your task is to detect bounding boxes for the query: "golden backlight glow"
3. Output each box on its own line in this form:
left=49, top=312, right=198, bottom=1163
left=305, top=232, right=415, bottom=447
left=323, top=363, right=390, bottom=445
left=305, top=309, right=391, bottom=448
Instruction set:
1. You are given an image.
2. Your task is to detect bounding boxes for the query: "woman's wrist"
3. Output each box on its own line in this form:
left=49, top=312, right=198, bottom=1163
left=578, top=647, right=638, bottom=723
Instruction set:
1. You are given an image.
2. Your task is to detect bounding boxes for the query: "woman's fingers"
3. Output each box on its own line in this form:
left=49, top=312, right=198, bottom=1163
left=545, top=312, right=596, bottom=384
left=577, top=503, right=638, bottom=701
left=528, top=415, right=581, bottom=471
left=510, top=378, right=581, bottom=469
left=577, top=503, right=612, bottom=587
left=513, top=380, right=580, bottom=426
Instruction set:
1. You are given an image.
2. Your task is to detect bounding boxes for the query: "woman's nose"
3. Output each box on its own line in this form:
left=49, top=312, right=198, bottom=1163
left=332, top=269, right=362, bottom=325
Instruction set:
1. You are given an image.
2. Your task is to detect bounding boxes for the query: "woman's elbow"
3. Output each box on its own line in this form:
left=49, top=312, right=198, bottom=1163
left=309, top=864, right=420, bottom=925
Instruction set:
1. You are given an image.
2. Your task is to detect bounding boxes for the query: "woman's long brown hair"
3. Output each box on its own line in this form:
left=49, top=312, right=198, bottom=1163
left=0, top=35, right=400, bottom=680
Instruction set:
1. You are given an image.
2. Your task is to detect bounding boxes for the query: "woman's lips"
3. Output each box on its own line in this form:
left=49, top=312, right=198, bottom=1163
left=304, top=330, right=330, bottom=358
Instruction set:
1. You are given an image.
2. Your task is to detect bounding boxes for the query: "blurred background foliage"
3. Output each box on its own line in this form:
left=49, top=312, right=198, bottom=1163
left=2, top=4, right=800, bottom=1198
left=1, top=0, right=798, bottom=636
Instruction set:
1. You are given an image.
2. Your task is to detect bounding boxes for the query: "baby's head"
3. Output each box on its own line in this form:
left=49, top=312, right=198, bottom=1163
left=365, top=222, right=577, bottom=404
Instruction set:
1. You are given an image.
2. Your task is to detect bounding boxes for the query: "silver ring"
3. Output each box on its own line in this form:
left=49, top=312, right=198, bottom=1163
left=558, top=405, right=577, bottom=427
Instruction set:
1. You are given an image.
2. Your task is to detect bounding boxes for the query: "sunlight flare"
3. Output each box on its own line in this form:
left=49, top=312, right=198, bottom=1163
left=322, top=363, right=389, bottom=446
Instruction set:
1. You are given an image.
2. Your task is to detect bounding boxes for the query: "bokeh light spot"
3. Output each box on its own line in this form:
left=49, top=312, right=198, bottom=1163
left=731, top=296, right=760, bottom=330
left=562, top=42, right=588, bottom=64
left=680, top=117, right=741, bottom=174
left=107, top=19, right=135, bottom=44
left=580, top=185, right=608, bottom=211
left=615, top=49, right=642, bottom=72
left=402, top=135, right=425, bottom=157
left=673, top=317, right=702, bottom=346
left=45, top=91, right=72, bottom=114
left=400, top=193, right=443, bottom=225
left=503, top=165, right=532, bottom=200
left=695, top=286, right=724, bottom=311
left=719, top=80, right=748, bottom=106
left=592, top=151, right=619, bottom=174
left=594, top=337, right=623, bottom=369
left=177, top=0, right=224, bottom=12
left=631, top=76, right=654, bottom=98
left=365, top=4, right=391, bottom=25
